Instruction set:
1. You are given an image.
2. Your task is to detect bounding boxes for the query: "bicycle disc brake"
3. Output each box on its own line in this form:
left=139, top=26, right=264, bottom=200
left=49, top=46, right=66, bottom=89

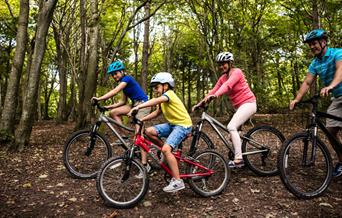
left=84, top=135, right=96, bottom=156
left=261, top=148, right=270, bottom=166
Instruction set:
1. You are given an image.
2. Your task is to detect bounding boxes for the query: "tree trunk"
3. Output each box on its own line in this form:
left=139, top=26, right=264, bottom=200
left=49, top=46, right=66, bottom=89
left=13, top=0, right=58, bottom=151
left=84, top=0, right=100, bottom=124
left=75, top=0, right=88, bottom=129
left=68, top=70, right=77, bottom=121
left=141, top=1, right=150, bottom=92
left=133, top=11, right=141, bottom=79
left=53, top=24, right=69, bottom=123
left=187, top=67, right=192, bottom=112
left=309, top=0, right=320, bottom=96
left=0, top=0, right=29, bottom=136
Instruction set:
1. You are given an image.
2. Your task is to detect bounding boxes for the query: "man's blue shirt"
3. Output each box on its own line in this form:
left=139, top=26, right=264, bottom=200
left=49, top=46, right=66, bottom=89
left=308, top=47, right=342, bottom=97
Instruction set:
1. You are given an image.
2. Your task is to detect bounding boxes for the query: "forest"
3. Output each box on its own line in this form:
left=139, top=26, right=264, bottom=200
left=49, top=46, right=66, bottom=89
left=1, top=0, right=342, bottom=217
left=0, top=0, right=341, bottom=149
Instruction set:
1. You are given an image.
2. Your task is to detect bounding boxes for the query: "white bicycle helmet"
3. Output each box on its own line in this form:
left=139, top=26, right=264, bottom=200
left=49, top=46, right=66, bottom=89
left=215, top=52, right=234, bottom=63
left=150, top=72, right=175, bottom=88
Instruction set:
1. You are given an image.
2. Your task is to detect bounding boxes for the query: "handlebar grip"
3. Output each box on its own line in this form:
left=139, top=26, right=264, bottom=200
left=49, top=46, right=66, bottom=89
left=91, top=98, right=98, bottom=106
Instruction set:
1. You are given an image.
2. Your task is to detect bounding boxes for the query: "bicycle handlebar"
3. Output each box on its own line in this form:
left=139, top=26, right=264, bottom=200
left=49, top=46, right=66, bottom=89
left=193, top=101, right=209, bottom=112
left=297, top=94, right=320, bottom=106
left=91, top=99, right=109, bottom=113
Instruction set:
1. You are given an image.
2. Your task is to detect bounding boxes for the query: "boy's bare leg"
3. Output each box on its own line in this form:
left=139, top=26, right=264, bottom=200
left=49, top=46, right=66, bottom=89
left=162, top=144, right=180, bottom=179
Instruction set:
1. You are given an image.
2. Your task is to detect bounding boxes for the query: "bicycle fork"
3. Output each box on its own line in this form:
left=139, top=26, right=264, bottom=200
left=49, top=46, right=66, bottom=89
left=121, top=147, right=136, bottom=181
left=85, top=121, right=101, bottom=156
left=302, top=127, right=318, bottom=166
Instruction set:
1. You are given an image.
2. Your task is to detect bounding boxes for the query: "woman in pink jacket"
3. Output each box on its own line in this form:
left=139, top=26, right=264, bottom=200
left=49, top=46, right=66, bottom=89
left=193, top=52, right=257, bottom=168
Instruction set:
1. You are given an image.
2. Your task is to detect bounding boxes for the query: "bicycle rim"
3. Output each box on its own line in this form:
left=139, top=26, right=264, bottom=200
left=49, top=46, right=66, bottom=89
left=63, top=130, right=111, bottom=179
left=188, top=150, right=230, bottom=197
left=242, top=126, right=284, bottom=176
left=96, top=157, right=149, bottom=208
left=278, top=133, right=332, bottom=199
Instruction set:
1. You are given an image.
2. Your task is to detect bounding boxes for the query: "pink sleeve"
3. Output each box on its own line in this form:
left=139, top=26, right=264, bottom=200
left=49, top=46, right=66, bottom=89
left=207, top=75, right=224, bottom=96
left=214, top=69, right=242, bottom=97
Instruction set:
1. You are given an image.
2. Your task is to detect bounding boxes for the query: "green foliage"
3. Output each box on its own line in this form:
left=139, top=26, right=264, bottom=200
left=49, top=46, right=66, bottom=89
left=1, top=0, right=341, bottom=122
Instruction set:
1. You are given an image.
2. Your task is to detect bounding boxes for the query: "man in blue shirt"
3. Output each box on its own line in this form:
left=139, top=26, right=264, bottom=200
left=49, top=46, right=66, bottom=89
left=290, top=29, right=342, bottom=177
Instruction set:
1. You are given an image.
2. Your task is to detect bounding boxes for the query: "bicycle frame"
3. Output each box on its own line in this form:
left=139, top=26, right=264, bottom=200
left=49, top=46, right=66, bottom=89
left=190, top=111, right=269, bottom=156
left=130, top=133, right=214, bottom=180
left=91, top=112, right=134, bottom=150
left=301, top=95, right=342, bottom=165
left=312, top=111, right=342, bottom=147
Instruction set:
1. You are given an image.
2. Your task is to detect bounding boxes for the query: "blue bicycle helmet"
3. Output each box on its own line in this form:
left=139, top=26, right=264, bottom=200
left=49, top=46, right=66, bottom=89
left=303, top=29, right=328, bottom=43
left=107, top=60, right=125, bottom=75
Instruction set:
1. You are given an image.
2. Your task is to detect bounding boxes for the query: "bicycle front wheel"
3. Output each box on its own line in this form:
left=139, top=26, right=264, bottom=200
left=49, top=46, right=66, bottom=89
left=189, top=131, right=215, bottom=156
left=277, top=132, right=333, bottom=199
left=188, top=150, right=230, bottom=197
left=96, top=156, right=149, bottom=208
left=63, top=129, right=112, bottom=179
left=242, top=125, right=285, bottom=176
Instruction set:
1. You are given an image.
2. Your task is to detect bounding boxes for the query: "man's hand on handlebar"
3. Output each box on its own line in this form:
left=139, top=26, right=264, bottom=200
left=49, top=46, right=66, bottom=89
left=289, top=99, right=299, bottom=110
left=320, top=86, right=333, bottom=97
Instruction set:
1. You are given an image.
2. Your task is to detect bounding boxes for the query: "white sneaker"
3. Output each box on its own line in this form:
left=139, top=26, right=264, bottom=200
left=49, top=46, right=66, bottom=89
left=163, top=178, right=185, bottom=192
left=135, top=163, right=151, bottom=179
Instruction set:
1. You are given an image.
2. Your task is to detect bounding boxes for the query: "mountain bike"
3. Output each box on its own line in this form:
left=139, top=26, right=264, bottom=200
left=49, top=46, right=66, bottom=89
left=63, top=100, right=135, bottom=179
left=277, top=94, right=340, bottom=199
left=96, top=113, right=230, bottom=209
left=191, top=103, right=285, bottom=176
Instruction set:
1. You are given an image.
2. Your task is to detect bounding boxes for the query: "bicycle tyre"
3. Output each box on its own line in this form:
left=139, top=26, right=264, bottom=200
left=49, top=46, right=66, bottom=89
left=242, top=125, right=285, bottom=176
left=63, top=129, right=112, bottom=179
left=188, top=150, right=230, bottom=197
left=277, top=132, right=333, bottom=199
left=96, top=156, right=149, bottom=208
left=190, top=131, right=215, bottom=156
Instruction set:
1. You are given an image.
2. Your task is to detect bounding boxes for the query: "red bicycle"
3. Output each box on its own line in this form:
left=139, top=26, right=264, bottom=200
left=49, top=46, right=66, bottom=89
left=96, top=114, right=230, bottom=208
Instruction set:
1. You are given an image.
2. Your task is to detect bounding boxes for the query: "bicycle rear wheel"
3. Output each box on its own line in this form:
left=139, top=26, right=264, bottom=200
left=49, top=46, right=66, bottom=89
left=188, top=150, right=230, bottom=197
left=242, top=125, right=285, bottom=176
left=96, top=156, right=149, bottom=208
left=63, top=129, right=112, bottom=179
left=277, top=132, right=333, bottom=199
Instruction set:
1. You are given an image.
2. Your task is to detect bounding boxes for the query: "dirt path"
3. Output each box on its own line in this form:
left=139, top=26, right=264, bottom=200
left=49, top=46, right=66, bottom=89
left=0, top=119, right=341, bottom=217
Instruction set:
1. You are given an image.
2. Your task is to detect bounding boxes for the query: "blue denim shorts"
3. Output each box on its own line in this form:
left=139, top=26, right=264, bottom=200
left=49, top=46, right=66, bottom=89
left=153, top=123, right=192, bottom=149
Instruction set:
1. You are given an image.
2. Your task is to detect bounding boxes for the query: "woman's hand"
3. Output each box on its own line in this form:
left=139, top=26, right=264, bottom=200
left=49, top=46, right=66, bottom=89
left=192, top=103, right=200, bottom=112
left=204, top=94, right=217, bottom=104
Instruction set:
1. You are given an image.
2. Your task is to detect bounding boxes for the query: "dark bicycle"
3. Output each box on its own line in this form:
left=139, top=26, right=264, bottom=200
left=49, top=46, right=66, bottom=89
left=63, top=100, right=134, bottom=179
left=277, top=94, right=341, bottom=199
left=191, top=103, right=285, bottom=176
